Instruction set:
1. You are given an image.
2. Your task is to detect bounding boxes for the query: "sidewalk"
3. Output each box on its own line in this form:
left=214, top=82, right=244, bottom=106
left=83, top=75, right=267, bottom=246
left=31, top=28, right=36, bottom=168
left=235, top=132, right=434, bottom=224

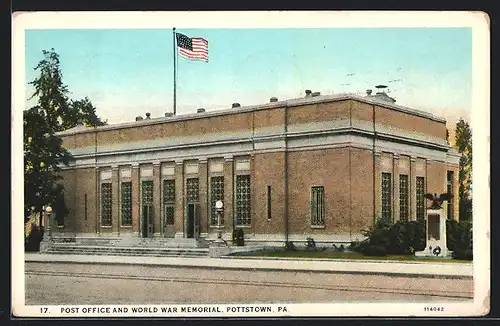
left=24, top=253, right=473, bottom=279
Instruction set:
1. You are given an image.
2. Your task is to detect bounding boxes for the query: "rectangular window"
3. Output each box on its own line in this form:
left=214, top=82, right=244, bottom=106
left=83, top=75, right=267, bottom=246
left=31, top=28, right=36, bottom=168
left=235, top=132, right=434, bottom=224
left=100, top=183, right=112, bottom=226
left=399, top=174, right=409, bottom=221
left=186, top=178, right=199, bottom=203
left=381, top=172, right=392, bottom=222
left=447, top=171, right=454, bottom=219
left=311, top=186, right=325, bottom=226
left=84, top=194, right=87, bottom=221
left=162, top=179, right=175, bottom=225
left=141, top=180, right=153, bottom=206
left=267, top=185, right=272, bottom=220
left=236, top=175, right=251, bottom=225
left=121, top=182, right=132, bottom=226
left=416, top=177, right=425, bottom=221
left=210, top=176, right=224, bottom=225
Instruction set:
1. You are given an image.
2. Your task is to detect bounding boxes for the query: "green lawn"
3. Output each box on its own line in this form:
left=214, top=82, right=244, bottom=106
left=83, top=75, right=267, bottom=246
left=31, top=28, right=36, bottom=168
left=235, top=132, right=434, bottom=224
left=231, top=250, right=471, bottom=263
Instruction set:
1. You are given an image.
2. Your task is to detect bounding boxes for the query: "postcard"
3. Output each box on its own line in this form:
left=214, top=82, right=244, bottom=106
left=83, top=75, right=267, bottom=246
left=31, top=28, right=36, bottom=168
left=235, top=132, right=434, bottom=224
left=12, top=10, right=490, bottom=318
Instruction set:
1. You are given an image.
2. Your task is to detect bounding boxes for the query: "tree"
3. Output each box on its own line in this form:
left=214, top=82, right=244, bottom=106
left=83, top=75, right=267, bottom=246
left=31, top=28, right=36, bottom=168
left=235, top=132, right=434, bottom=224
left=24, top=48, right=106, bottom=221
left=24, top=106, right=72, bottom=221
left=454, top=118, right=472, bottom=221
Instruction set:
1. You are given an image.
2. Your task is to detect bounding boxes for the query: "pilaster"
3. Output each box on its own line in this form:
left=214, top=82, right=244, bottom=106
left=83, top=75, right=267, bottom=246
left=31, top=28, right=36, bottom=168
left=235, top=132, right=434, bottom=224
left=153, top=161, right=161, bottom=236
left=111, top=165, right=119, bottom=235
left=410, top=157, right=417, bottom=221
left=199, top=158, right=208, bottom=235
left=393, top=154, right=400, bottom=222
left=174, top=160, right=184, bottom=237
left=131, top=163, right=140, bottom=235
left=224, top=156, right=234, bottom=232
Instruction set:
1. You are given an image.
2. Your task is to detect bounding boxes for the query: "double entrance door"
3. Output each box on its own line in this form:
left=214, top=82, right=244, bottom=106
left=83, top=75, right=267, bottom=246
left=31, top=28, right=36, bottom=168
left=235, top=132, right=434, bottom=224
left=142, top=203, right=200, bottom=239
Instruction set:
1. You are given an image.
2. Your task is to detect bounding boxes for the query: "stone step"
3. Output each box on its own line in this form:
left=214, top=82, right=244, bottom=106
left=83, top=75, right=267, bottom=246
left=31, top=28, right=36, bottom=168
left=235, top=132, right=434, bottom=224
left=45, top=246, right=209, bottom=257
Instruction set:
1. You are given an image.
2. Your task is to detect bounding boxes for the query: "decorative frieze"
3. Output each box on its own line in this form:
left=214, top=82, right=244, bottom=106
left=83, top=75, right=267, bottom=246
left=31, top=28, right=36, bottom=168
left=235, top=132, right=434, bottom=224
left=235, top=159, right=251, bottom=172
left=100, top=170, right=112, bottom=180
left=209, top=161, right=224, bottom=173
left=185, top=163, right=199, bottom=175
left=140, top=166, right=153, bottom=178
left=120, top=168, right=132, bottom=179
left=161, top=165, right=175, bottom=176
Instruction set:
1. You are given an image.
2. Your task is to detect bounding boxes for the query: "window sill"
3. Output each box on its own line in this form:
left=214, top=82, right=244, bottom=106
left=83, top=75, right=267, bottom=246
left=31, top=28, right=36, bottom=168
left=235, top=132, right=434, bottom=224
left=235, top=225, right=252, bottom=229
left=56, top=225, right=65, bottom=229
left=310, top=225, right=325, bottom=229
left=209, top=225, right=226, bottom=229
left=120, top=225, right=133, bottom=228
left=100, top=226, right=113, bottom=228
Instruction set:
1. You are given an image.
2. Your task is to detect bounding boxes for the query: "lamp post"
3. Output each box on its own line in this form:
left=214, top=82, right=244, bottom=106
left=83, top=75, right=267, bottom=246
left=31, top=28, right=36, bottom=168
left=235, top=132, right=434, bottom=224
left=215, top=200, right=223, bottom=243
left=45, top=205, right=53, bottom=240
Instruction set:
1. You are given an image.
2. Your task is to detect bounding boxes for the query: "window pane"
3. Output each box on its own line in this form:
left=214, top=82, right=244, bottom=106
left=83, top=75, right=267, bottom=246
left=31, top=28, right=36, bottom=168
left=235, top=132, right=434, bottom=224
left=236, top=175, right=251, bottom=225
left=399, top=174, right=409, bottom=221
left=162, top=179, right=175, bottom=226
left=311, top=186, right=324, bottom=226
left=210, top=176, right=224, bottom=225
left=141, top=180, right=153, bottom=206
left=121, top=182, right=132, bottom=226
left=101, top=183, right=112, bottom=226
left=186, top=178, right=199, bottom=203
left=416, top=177, right=425, bottom=221
left=381, top=173, right=392, bottom=222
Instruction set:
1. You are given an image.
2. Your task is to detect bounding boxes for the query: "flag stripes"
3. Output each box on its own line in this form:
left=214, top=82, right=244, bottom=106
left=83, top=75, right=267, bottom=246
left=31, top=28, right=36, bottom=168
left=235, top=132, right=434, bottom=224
left=176, top=34, right=209, bottom=62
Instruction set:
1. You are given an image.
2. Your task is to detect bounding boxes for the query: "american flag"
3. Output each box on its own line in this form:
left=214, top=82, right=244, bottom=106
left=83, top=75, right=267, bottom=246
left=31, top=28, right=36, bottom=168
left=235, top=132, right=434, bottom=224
left=176, top=33, right=208, bottom=62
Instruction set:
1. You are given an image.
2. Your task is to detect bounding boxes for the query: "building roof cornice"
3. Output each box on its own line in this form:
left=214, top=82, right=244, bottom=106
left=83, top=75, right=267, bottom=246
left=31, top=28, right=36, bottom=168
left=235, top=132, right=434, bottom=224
left=55, top=93, right=447, bottom=136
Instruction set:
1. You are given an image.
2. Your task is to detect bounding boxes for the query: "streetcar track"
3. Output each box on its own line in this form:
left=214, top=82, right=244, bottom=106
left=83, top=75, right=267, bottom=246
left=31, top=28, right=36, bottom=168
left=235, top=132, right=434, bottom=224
left=25, top=269, right=473, bottom=299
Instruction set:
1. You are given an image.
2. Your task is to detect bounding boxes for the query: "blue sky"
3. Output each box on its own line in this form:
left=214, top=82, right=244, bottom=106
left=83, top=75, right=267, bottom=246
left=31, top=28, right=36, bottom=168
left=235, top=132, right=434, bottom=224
left=25, top=28, right=472, bottom=124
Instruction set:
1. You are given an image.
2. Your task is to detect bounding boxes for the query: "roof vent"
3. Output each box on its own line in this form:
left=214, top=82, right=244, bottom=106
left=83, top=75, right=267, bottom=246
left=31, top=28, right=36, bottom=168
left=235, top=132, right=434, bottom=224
left=145, top=112, right=151, bottom=119
left=311, top=91, right=321, bottom=97
left=305, top=90, right=312, bottom=97
left=232, top=103, right=241, bottom=108
left=366, top=89, right=373, bottom=96
left=165, top=112, right=173, bottom=118
left=197, top=108, right=206, bottom=113
left=135, top=116, right=143, bottom=121
left=270, top=97, right=278, bottom=102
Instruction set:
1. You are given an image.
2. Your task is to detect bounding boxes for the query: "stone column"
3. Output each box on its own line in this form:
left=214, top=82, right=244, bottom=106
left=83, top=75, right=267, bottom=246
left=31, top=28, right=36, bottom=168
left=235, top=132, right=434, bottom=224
left=199, top=158, right=208, bottom=236
left=174, top=160, right=184, bottom=238
left=224, top=156, right=234, bottom=234
left=410, top=157, right=417, bottom=221
left=393, top=154, right=400, bottom=222
left=131, top=163, right=140, bottom=236
left=153, top=161, right=161, bottom=237
left=111, top=165, right=119, bottom=236
left=95, top=167, right=100, bottom=235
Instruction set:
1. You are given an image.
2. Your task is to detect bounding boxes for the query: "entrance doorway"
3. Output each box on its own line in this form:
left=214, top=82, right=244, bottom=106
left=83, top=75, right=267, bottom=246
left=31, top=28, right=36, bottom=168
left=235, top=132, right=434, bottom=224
left=142, top=204, right=153, bottom=238
left=186, top=203, right=200, bottom=239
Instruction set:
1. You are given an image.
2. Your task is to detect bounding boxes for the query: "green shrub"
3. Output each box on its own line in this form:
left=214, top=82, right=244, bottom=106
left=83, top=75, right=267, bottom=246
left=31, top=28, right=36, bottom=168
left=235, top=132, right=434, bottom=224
left=446, top=219, right=473, bottom=260
left=306, top=237, right=316, bottom=251
left=25, top=225, right=44, bottom=252
left=363, top=245, right=387, bottom=257
left=358, top=219, right=426, bottom=256
left=284, top=241, right=297, bottom=252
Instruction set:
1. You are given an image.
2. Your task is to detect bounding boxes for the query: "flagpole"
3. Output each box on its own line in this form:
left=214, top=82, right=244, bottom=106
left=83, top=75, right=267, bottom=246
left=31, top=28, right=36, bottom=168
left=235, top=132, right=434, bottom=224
left=173, top=27, right=177, bottom=116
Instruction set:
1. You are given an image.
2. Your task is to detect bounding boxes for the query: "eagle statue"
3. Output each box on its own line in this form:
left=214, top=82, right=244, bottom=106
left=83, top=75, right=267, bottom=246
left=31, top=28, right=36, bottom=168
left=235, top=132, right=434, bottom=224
left=425, top=193, right=452, bottom=209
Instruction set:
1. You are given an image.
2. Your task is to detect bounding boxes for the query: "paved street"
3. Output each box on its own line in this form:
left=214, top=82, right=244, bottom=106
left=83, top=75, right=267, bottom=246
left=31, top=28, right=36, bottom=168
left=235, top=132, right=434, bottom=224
left=25, top=262, right=473, bottom=304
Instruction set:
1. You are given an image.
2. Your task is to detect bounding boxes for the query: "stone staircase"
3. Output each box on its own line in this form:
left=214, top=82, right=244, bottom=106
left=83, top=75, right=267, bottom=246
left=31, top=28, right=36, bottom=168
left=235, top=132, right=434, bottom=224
left=43, top=236, right=211, bottom=258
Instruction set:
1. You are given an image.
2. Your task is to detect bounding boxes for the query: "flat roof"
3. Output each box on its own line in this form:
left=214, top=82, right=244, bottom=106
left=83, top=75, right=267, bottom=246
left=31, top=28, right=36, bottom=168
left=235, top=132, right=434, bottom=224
left=56, top=93, right=447, bottom=136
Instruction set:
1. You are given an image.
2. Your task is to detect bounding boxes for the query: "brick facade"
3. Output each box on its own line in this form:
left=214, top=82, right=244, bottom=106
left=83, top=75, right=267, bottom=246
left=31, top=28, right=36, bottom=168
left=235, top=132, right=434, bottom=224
left=54, top=93, right=460, bottom=243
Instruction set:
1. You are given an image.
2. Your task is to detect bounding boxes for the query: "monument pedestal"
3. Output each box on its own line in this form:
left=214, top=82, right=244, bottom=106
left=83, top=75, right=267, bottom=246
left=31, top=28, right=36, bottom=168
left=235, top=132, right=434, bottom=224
left=415, top=208, right=450, bottom=257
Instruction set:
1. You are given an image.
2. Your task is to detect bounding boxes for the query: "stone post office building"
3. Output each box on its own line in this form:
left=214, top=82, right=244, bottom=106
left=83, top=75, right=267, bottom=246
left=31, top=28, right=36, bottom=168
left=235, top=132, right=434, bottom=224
left=54, top=89, right=460, bottom=246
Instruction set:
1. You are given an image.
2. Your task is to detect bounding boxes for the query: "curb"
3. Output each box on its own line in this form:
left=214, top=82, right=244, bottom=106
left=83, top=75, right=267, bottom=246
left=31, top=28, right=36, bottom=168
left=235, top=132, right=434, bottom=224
left=24, top=254, right=473, bottom=280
